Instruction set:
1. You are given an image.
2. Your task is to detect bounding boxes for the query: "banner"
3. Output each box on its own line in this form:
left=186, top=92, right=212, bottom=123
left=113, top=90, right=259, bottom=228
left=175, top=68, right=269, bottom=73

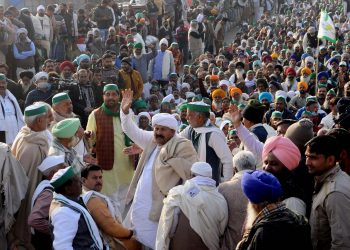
left=318, top=10, right=336, bottom=43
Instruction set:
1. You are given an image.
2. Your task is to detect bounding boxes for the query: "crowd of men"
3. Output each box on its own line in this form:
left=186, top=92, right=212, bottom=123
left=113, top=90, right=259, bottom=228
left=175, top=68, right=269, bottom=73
left=1, top=0, right=350, bottom=249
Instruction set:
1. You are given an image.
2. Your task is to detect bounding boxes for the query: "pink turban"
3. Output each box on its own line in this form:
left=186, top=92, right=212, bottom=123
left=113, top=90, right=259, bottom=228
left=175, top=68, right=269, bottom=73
left=262, top=136, right=301, bottom=171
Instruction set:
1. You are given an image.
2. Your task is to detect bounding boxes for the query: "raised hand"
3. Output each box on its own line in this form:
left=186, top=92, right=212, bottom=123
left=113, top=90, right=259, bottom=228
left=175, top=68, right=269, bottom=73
left=228, top=104, right=242, bottom=128
left=121, top=89, right=134, bottom=114
left=123, top=143, right=143, bottom=156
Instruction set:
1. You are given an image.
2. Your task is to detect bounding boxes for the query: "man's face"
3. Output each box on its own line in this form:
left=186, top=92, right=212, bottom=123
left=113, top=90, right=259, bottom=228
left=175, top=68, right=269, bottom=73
left=21, top=76, right=31, bottom=85
left=160, top=43, right=167, bottom=52
left=305, top=146, right=334, bottom=176
left=67, top=176, right=82, bottom=198
left=153, top=125, right=174, bottom=145
left=263, top=152, right=289, bottom=180
left=103, top=90, right=119, bottom=109
left=38, top=9, right=45, bottom=16
left=44, top=62, right=55, bottom=73
left=277, top=123, right=289, bottom=136
left=78, top=71, right=89, bottom=84
left=62, top=66, right=72, bottom=78
left=139, top=116, right=149, bottom=128
left=121, top=62, right=130, bottom=72
left=180, top=109, right=187, bottom=120
left=93, top=72, right=102, bottom=82
left=186, top=110, right=205, bottom=128
left=82, top=170, right=103, bottom=192
left=214, top=95, right=222, bottom=103
left=257, top=83, right=266, bottom=92
left=317, top=88, right=327, bottom=98
left=80, top=60, right=90, bottom=69
left=275, top=100, right=285, bottom=112
left=134, top=48, right=142, bottom=56
left=120, top=48, right=128, bottom=57
left=55, top=99, right=73, bottom=115
left=0, top=79, right=7, bottom=96
left=103, top=58, right=113, bottom=69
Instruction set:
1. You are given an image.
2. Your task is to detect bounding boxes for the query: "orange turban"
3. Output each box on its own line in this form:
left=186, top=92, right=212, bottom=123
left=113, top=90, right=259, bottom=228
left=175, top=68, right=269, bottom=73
left=229, top=87, right=243, bottom=97
left=212, top=89, right=226, bottom=98
left=210, top=75, right=219, bottom=81
left=297, top=81, right=308, bottom=91
left=301, top=67, right=312, bottom=75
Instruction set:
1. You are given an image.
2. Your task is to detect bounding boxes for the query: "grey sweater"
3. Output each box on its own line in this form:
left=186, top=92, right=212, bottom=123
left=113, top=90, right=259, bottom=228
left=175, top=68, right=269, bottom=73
left=131, top=49, right=158, bottom=83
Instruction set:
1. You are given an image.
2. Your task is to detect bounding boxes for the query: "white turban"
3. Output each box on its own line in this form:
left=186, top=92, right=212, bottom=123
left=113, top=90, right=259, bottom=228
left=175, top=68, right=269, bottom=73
left=181, top=82, right=190, bottom=90
left=16, top=28, right=30, bottom=43
left=137, top=112, right=151, bottom=124
left=152, top=113, right=178, bottom=131
left=305, top=56, right=315, bottom=64
left=219, top=119, right=231, bottom=131
left=219, top=80, right=230, bottom=87
left=159, top=38, right=168, bottom=46
left=34, top=71, right=49, bottom=82
left=185, top=92, right=195, bottom=99
left=162, top=94, right=174, bottom=103
left=37, top=5, right=45, bottom=12
left=38, top=155, right=65, bottom=175
left=191, top=162, right=212, bottom=177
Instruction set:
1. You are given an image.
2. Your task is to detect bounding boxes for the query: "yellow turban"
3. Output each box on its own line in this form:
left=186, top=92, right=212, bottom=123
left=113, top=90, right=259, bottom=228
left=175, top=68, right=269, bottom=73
left=212, top=89, right=226, bottom=99
left=229, top=87, right=243, bottom=97
left=297, top=81, right=308, bottom=91
left=301, top=67, right=312, bottom=75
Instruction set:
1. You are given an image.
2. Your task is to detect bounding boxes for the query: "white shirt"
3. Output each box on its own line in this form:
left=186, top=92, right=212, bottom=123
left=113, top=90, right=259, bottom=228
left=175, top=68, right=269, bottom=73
left=131, top=147, right=160, bottom=249
left=320, top=112, right=335, bottom=129
left=0, top=94, right=20, bottom=145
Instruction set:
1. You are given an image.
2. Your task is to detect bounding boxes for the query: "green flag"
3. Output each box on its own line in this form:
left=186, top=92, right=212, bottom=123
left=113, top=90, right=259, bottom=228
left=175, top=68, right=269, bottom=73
left=318, top=10, right=336, bottom=43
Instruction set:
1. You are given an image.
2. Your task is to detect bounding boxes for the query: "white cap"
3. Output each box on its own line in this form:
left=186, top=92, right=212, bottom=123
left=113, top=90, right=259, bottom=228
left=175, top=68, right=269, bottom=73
left=191, top=162, right=212, bottom=177
left=340, top=61, right=347, bottom=66
left=38, top=155, right=65, bottom=174
left=37, top=5, right=45, bottom=12
left=287, top=31, right=294, bottom=36
left=219, top=80, right=230, bottom=87
left=186, top=92, right=195, bottom=99
left=159, top=38, right=168, bottom=46
left=152, top=113, right=178, bottom=131
left=181, top=82, right=190, bottom=90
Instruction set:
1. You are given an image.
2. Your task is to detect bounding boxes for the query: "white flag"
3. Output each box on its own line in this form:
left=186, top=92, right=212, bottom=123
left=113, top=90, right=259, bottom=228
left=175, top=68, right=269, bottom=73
left=318, top=10, right=336, bottom=43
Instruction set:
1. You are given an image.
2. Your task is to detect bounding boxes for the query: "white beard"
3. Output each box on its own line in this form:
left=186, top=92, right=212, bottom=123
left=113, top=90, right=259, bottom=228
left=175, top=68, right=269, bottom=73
left=285, top=78, right=295, bottom=87
left=133, top=53, right=142, bottom=59
left=245, top=202, right=259, bottom=231
left=235, top=69, right=245, bottom=81
left=300, top=76, right=310, bottom=83
left=213, top=101, right=222, bottom=111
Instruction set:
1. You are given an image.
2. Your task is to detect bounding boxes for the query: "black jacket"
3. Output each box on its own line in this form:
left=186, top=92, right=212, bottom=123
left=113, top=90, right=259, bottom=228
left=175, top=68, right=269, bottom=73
left=237, top=205, right=312, bottom=250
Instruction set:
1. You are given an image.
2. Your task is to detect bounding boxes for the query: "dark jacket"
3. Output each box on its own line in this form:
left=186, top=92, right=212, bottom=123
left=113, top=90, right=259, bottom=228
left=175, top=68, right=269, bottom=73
left=237, top=204, right=312, bottom=250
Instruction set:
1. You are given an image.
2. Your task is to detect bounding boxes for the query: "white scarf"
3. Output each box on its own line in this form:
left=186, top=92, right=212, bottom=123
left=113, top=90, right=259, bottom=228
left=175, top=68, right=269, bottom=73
left=162, top=50, right=171, bottom=80
left=53, top=193, right=104, bottom=250
left=82, top=190, right=122, bottom=222
left=31, top=180, right=52, bottom=210
left=192, top=120, right=223, bottom=162
left=0, top=90, right=25, bottom=132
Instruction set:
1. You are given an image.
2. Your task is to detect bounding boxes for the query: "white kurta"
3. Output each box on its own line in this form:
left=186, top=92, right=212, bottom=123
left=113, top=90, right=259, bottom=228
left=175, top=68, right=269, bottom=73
left=0, top=94, right=21, bottom=145
left=130, top=147, right=160, bottom=249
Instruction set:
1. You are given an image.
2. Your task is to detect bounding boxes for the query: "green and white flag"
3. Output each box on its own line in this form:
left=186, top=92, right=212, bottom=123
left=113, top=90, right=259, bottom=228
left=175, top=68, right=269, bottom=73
left=318, top=10, right=336, bottom=43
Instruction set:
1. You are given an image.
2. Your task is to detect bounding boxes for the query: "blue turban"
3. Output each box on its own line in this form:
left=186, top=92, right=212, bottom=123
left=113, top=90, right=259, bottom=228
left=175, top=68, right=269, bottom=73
left=329, top=57, right=339, bottom=65
left=259, top=92, right=273, bottom=103
left=73, top=54, right=91, bottom=66
left=241, top=170, right=283, bottom=204
left=301, top=53, right=310, bottom=60
left=317, top=71, right=329, bottom=80
left=290, top=54, right=298, bottom=61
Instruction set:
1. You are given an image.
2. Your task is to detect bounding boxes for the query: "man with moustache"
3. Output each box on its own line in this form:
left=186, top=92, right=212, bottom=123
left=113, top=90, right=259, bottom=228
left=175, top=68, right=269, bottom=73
left=120, top=89, right=197, bottom=249
left=236, top=170, right=312, bottom=250
left=86, top=84, right=135, bottom=216
left=281, top=67, right=298, bottom=92
left=101, top=53, right=120, bottom=84
left=306, top=135, right=350, bottom=249
left=81, top=165, right=141, bottom=250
